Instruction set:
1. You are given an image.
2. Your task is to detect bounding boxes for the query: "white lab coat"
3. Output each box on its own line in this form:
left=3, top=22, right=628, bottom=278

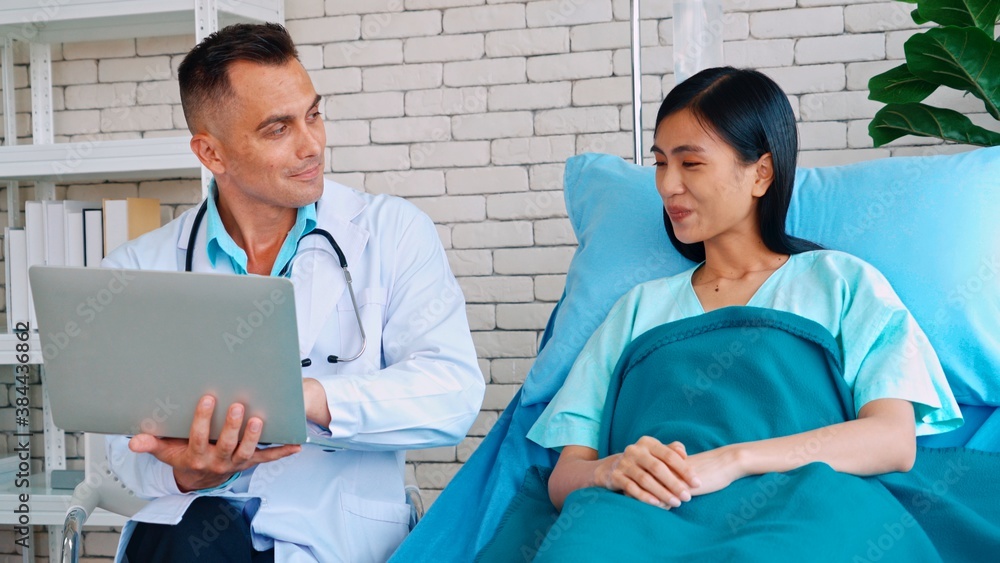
left=102, top=180, right=485, bottom=562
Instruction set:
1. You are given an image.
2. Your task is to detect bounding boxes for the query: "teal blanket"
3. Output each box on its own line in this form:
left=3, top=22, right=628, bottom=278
left=477, top=308, right=1000, bottom=562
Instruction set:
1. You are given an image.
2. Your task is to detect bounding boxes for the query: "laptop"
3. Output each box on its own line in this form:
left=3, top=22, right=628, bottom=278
left=28, top=265, right=344, bottom=449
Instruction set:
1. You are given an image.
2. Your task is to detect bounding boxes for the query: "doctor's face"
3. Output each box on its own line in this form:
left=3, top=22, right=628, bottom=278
left=653, top=109, right=771, bottom=246
left=204, top=59, right=326, bottom=209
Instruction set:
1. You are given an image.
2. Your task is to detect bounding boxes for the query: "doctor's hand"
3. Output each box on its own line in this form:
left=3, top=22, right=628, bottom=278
left=128, top=395, right=301, bottom=493
left=302, top=378, right=332, bottom=427
left=596, top=436, right=701, bottom=509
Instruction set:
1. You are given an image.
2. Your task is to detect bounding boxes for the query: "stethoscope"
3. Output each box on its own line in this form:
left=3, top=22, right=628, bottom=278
left=185, top=200, right=367, bottom=367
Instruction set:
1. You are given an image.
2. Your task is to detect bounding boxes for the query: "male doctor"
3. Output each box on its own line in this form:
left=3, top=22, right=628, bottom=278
left=102, top=23, right=485, bottom=562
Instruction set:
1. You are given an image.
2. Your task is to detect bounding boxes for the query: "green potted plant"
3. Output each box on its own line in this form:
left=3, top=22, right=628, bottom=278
left=868, top=0, right=1000, bottom=147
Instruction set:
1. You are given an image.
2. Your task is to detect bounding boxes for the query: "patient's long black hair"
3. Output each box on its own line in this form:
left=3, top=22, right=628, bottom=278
left=654, top=67, right=821, bottom=263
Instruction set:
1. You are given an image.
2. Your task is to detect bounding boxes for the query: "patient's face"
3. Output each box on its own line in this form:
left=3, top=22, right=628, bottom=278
left=652, top=109, right=766, bottom=246
left=208, top=59, right=327, bottom=210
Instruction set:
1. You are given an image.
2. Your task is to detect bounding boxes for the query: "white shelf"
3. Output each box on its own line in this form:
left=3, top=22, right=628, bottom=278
left=0, top=0, right=282, bottom=43
left=0, top=136, right=200, bottom=183
left=0, top=333, right=42, bottom=364
left=0, top=6, right=287, bottom=558
left=0, top=474, right=128, bottom=526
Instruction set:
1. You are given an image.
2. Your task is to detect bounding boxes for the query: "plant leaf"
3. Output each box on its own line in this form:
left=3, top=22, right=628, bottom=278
left=911, top=7, right=931, bottom=25
left=912, top=0, right=1000, bottom=34
left=869, top=63, right=939, bottom=103
left=869, top=102, right=1000, bottom=147
left=905, top=26, right=1000, bottom=120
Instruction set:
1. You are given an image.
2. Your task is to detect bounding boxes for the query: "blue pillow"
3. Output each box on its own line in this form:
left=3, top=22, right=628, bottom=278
left=520, top=149, right=1000, bottom=408
left=519, top=154, right=690, bottom=405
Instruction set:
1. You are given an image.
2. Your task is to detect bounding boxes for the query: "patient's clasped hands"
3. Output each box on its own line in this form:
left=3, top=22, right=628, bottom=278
left=596, top=436, right=744, bottom=509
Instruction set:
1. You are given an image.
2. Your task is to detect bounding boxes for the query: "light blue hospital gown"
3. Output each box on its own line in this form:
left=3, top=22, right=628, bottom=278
left=527, top=250, right=963, bottom=451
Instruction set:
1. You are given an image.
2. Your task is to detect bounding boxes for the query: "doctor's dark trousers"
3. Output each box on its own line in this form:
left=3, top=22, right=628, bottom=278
left=124, top=496, right=274, bottom=562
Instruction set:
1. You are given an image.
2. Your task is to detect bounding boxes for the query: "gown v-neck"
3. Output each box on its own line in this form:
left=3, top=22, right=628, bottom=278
left=686, top=258, right=792, bottom=314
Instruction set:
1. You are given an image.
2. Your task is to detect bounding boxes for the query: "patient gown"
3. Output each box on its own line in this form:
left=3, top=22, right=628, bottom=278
left=528, top=249, right=962, bottom=451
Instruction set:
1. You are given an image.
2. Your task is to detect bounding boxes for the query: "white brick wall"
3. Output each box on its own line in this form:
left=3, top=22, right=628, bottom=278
left=371, top=115, right=451, bottom=143
left=488, top=28, right=569, bottom=57
left=443, top=57, right=527, bottom=86
left=452, top=111, right=534, bottom=140
left=488, top=82, right=572, bottom=110
left=406, top=33, right=485, bottom=62
left=0, top=1, right=985, bottom=556
left=444, top=5, right=526, bottom=34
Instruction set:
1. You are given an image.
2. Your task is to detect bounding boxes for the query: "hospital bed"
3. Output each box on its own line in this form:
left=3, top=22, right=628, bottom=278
left=391, top=144, right=1000, bottom=562
left=390, top=2, right=1000, bottom=560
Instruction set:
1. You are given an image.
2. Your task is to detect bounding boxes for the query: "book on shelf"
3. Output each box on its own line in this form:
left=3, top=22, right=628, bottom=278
left=62, top=201, right=101, bottom=268
left=24, top=201, right=45, bottom=330
left=83, top=208, right=104, bottom=268
left=66, top=210, right=85, bottom=267
left=103, top=197, right=160, bottom=257
left=43, top=201, right=65, bottom=267
left=4, top=228, right=29, bottom=332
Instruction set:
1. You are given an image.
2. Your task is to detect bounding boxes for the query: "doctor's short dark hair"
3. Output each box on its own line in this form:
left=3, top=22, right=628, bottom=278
left=178, top=22, right=299, bottom=134
left=654, top=66, right=822, bottom=263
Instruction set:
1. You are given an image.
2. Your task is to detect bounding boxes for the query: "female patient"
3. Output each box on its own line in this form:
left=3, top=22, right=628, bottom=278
left=527, top=67, right=962, bottom=512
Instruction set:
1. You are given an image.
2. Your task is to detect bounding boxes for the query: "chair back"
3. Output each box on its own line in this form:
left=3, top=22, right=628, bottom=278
left=73, top=433, right=147, bottom=518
